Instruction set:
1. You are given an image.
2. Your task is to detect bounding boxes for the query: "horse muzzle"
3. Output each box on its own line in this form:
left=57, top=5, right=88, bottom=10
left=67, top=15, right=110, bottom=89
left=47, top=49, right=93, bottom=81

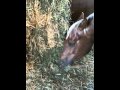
left=58, top=59, right=73, bottom=68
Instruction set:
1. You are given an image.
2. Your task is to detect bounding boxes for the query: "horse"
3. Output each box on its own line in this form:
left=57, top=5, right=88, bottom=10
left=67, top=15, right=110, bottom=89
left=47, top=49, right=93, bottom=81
left=59, top=12, right=94, bottom=68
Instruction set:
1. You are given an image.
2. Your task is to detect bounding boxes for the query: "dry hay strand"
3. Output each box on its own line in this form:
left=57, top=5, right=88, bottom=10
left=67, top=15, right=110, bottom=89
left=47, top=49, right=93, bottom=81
left=45, top=8, right=57, bottom=48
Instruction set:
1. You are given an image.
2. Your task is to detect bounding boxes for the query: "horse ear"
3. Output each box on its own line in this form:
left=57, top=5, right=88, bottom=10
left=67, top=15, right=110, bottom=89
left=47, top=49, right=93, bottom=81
left=79, top=12, right=84, bottom=19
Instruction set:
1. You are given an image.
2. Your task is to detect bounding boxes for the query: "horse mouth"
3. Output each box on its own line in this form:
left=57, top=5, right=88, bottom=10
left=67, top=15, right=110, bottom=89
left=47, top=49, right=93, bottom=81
left=58, top=59, right=73, bottom=68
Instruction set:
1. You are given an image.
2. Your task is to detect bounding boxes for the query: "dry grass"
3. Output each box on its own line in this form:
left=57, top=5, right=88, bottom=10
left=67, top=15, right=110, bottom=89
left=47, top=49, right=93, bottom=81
left=26, top=0, right=94, bottom=90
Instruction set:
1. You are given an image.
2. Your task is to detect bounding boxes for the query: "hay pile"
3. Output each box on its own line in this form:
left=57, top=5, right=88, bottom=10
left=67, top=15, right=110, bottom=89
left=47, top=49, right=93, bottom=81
left=26, top=0, right=94, bottom=90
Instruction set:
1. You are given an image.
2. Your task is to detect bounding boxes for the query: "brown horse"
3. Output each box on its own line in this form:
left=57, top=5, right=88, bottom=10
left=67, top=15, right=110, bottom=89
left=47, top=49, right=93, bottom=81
left=59, top=12, right=94, bottom=68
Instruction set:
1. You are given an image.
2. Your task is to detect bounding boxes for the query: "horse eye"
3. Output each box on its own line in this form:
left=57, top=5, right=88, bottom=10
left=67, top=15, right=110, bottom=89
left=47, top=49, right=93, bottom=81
left=68, top=40, right=76, bottom=46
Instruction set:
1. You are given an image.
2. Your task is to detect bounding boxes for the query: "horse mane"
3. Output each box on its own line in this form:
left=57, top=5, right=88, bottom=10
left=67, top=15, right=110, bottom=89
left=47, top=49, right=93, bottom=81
left=87, top=13, right=94, bottom=26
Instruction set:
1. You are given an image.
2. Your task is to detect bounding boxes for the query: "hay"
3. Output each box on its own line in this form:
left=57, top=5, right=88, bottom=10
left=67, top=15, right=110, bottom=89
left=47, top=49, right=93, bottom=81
left=26, top=0, right=94, bottom=90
